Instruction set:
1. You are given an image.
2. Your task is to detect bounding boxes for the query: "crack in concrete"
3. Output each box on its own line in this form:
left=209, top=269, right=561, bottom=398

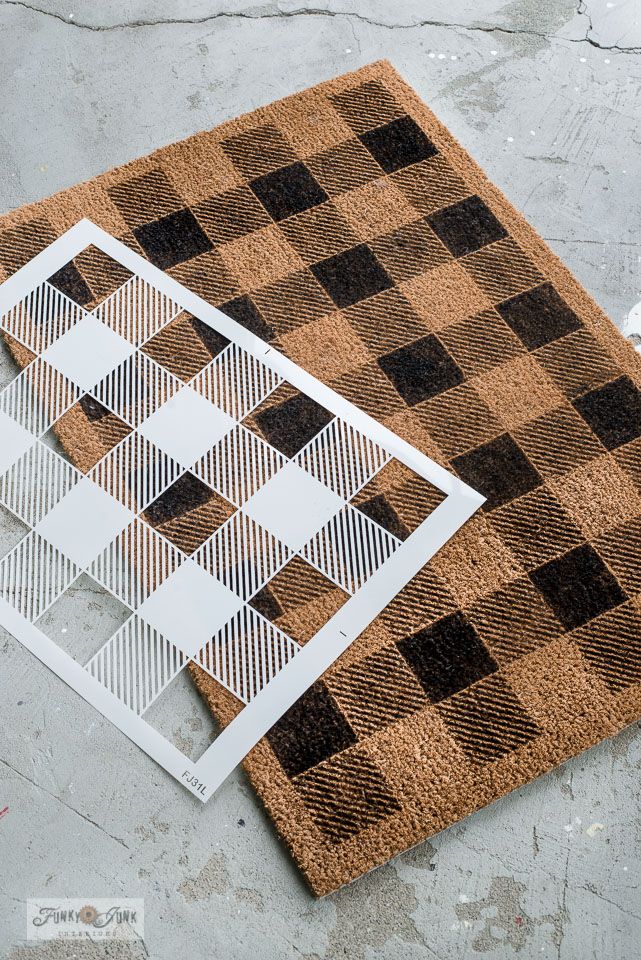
left=0, top=0, right=640, bottom=54
left=576, top=0, right=641, bottom=53
left=543, top=236, right=641, bottom=247
left=0, top=755, right=130, bottom=850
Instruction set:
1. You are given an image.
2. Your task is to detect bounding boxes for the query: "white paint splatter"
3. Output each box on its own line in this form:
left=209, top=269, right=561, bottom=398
left=586, top=822, right=605, bottom=837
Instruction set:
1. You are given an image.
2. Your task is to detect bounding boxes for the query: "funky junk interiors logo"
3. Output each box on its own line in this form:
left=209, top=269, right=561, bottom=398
left=27, top=899, right=144, bottom=941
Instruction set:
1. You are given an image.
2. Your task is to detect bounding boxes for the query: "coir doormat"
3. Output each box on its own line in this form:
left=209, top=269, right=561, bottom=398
left=1, top=61, right=641, bottom=896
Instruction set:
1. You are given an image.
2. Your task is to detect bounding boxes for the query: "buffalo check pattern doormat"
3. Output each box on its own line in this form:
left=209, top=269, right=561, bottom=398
left=1, top=61, right=641, bottom=895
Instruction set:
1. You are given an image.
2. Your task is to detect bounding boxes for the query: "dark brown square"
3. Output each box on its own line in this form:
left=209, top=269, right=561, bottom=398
left=143, top=471, right=215, bottom=527
left=397, top=611, right=498, bottom=702
left=221, top=294, right=276, bottom=343
left=266, top=681, right=356, bottom=778
left=133, top=209, right=213, bottom=270
left=359, top=115, right=438, bottom=173
left=529, top=544, right=627, bottom=631
left=311, top=244, right=393, bottom=308
left=428, top=195, right=507, bottom=258
left=452, top=433, right=542, bottom=511
left=497, top=283, right=582, bottom=350
left=252, top=390, right=333, bottom=459
left=378, top=334, right=464, bottom=406
left=573, top=376, right=641, bottom=451
left=354, top=493, right=409, bottom=541
left=47, top=261, right=93, bottom=306
left=250, top=162, right=329, bottom=222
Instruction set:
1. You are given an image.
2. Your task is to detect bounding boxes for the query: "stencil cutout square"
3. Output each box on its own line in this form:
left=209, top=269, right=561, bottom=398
left=137, top=560, right=244, bottom=656
left=0, top=220, right=483, bottom=801
left=41, top=313, right=135, bottom=390
left=138, top=384, right=236, bottom=468
left=242, top=460, right=344, bottom=551
left=36, top=476, right=134, bottom=568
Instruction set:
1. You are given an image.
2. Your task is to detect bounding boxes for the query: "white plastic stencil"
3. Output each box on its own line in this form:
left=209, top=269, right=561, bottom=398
left=0, top=220, right=484, bottom=801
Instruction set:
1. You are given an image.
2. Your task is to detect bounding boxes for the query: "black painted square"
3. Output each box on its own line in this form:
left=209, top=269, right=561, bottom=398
left=249, top=583, right=283, bottom=622
left=497, top=283, right=582, bottom=350
left=266, top=681, right=356, bottom=778
left=250, top=162, right=329, bottom=222
left=144, top=472, right=214, bottom=526
left=530, top=544, right=627, bottom=631
left=221, top=295, right=275, bottom=343
left=189, top=315, right=230, bottom=359
left=311, top=244, right=393, bottom=309
left=378, top=334, right=464, bottom=405
left=358, top=115, right=438, bottom=173
left=573, top=376, right=641, bottom=450
left=397, top=611, right=498, bottom=702
left=452, top=433, right=542, bottom=511
left=134, top=209, right=213, bottom=270
left=254, top=391, right=333, bottom=459
left=355, top=494, right=409, bottom=541
left=428, top=195, right=508, bottom=258
left=47, top=261, right=92, bottom=306
left=79, top=395, right=112, bottom=422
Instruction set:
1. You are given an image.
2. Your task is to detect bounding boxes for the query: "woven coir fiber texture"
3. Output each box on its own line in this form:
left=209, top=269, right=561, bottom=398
left=2, top=61, right=641, bottom=896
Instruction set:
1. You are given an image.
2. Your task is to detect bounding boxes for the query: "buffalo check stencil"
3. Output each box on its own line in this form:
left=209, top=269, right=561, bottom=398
left=0, top=219, right=482, bottom=799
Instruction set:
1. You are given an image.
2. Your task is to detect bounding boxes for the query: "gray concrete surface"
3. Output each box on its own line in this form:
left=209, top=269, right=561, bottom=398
left=1, top=1, right=641, bottom=956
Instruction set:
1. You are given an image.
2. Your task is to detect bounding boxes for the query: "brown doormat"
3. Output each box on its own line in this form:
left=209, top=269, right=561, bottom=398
left=2, top=60, right=641, bottom=896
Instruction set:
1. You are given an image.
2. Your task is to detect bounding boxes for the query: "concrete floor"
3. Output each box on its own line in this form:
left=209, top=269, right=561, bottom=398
left=1, top=1, right=641, bottom=957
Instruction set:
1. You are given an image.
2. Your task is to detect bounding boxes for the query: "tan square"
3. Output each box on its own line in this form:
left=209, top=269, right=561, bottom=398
left=279, top=311, right=372, bottom=381
left=505, top=637, right=615, bottom=732
left=430, top=514, right=524, bottom=607
left=473, top=353, right=565, bottom=430
left=160, top=136, right=242, bottom=203
left=334, top=180, right=420, bottom=241
left=548, top=454, right=641, bottom=540
left=401, top=261, right=491, bottom=331
left=218, top=225, right=304, bottom=290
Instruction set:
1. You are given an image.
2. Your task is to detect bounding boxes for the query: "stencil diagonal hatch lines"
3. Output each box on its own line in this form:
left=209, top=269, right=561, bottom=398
left=0, top=220, right=482, bottom=799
